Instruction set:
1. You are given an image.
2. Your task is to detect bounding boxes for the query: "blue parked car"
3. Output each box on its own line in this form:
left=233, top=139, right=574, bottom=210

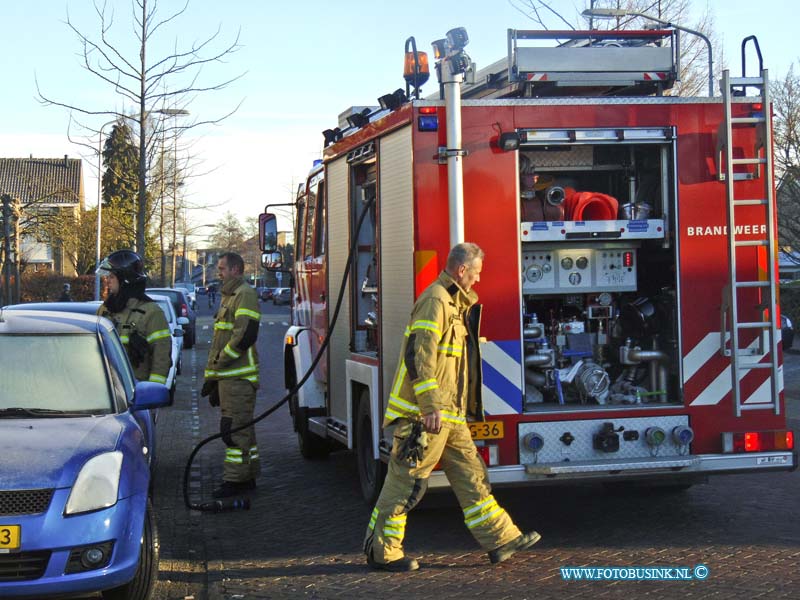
left=0, top=309, right=170, bottom=600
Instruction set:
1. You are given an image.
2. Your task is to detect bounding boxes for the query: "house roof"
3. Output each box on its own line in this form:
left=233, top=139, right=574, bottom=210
left=0, top=156, right=83, bottom=206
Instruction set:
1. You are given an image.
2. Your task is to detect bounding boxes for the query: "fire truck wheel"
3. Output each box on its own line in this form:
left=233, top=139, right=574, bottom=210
left=356, top=393, right=386, bottom=504
left=293, top=402, right=330, bottom=459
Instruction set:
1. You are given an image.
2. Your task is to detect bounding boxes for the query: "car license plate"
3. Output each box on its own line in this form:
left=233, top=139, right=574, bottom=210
left=0, top=525, right=20, bottom=552
left=469, top=421, right=504, bottom=440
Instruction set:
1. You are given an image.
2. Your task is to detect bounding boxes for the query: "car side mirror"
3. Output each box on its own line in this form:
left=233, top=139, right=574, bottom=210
left=131, top=381, right=171, bottom=411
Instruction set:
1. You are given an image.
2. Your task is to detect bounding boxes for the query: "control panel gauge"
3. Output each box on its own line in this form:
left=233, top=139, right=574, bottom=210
left=568, top=272, right=582, bottom=285
left=526, top=264, right=544, bottom=283
left=576, top=256, right=589, bottom=270
left=560, top=257, right=574, bottom=270
left=597, top=292, right=613, bottom=306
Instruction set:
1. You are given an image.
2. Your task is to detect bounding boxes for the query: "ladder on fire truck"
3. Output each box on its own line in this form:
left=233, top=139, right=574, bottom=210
left=717, top=60, right=780, bottom=417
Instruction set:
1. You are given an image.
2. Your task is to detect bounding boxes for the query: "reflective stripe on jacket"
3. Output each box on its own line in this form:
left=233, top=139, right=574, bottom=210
left=383, top=271, right=482, bottom=428
left=205, top=276, right=261, bottom=383
left=98, top=297, right=172, bottom=384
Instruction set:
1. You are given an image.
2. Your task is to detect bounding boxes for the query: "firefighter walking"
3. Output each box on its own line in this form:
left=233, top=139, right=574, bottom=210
left=96, top=250, right=172, bottom=385
left=201, top=252, right=262, bottom=499
left=364, top=243, right=540, bottom=571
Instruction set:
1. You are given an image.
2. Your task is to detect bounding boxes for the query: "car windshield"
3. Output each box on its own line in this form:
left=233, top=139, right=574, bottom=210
left=0, top=334, right=112, bottom=414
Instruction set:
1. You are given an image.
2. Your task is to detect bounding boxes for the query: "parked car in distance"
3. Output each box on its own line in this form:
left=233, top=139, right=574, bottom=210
left=173, top=281, right=197, bottom=310
left=257, top=287, right=274, bottom=302
left=149, top=293, right=189, bottom=402
left=782, top=312, right=794, bottom=350
left=196, top=286, right=208, bottom=296
left=0, top=309, right=170, bottom=600
left=273, top=287, right=292, bottom=305
left=146, top=288, right=196, bottom=349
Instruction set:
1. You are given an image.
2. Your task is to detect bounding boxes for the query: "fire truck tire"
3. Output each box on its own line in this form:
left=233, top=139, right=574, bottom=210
left=293, top=401, right=329, bottom=459
left=356, top=393, right=386, bottom=504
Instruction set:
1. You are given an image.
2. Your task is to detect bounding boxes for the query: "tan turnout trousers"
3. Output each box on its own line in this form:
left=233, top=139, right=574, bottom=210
left=364, top=419, right=520, bottom=563
left=219, top=379, right=260, bottom=482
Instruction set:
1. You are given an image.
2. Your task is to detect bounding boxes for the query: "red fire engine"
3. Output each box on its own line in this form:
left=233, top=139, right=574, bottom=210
left=260, top=27, right=796, bottom=503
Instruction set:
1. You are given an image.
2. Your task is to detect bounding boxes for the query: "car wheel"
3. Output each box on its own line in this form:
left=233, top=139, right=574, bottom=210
left=102, top=501, right=159, bottom=600
left=356, top=391, right=386, bottom=504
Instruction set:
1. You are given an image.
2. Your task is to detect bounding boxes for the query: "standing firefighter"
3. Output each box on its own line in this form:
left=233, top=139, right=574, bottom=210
left=96, top=250, right=172, bottom=385
left=364, top=243, right=541, bottom=571
left=201, top=252, right=262, bottom=499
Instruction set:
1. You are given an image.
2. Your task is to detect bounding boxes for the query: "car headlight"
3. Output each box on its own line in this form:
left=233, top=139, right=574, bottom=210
left=65, top=451, right=123, bottom=515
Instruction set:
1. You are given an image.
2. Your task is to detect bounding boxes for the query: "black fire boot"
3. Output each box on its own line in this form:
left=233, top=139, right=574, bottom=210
left=212, top=479, right=256, bottom=499
left=366, top=549, right=420, bottom=572
left=488, top=530, right=542, bottom=565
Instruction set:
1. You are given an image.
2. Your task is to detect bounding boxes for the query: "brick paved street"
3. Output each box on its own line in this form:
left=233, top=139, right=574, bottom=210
left=149, top=301, right=800, bottom=600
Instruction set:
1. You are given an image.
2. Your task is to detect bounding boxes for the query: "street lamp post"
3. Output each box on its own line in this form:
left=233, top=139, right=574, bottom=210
left=179, top=223, right=214, bottom=283
left=581, top=8, right=714, bottom=97
left=157, top=109, right=189, bottom=287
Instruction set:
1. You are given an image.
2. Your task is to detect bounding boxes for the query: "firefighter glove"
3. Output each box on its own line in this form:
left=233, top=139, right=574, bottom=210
left=220, top=416, right=234, bottom=446
left=396, top=421, right=428, bottom=466
left=127, top=331, right=149, bottom=368
left=201, top=380, right=220, bottom=406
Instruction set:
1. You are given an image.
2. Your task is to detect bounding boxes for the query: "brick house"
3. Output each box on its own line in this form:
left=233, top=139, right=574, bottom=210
left=0, top=156, right=85, bottom=275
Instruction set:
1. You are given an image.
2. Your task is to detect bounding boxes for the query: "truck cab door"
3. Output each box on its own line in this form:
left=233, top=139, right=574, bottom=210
left=301, top=176, right=328, bottom=380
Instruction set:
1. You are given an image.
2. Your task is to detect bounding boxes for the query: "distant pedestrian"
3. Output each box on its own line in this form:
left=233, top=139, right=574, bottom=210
left=201, top=253, right=261, bottom=499
left=208, top=284, right=217, bottom=308
left=58, top=283, right=72, bottom=302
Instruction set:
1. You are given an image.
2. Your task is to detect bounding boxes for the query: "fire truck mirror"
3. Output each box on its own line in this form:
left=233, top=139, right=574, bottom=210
left=259, top=213, right=278, bottom=252
left=261, top=252, right=283, bottom=270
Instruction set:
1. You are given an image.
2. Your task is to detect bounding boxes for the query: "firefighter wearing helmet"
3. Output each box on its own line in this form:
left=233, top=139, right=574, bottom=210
left=96, top=250, right=172, bottom=386
left=364, top=243, right=541, bottom=571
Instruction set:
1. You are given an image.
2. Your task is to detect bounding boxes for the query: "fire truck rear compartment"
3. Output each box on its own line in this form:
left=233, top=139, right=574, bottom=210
left=518, top=129, right=681, bottom=412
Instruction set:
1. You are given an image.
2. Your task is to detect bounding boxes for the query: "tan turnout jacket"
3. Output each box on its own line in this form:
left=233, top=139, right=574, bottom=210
left=383, top=271, right=483, bottom=428
left=205, top=276, right=261, bottom=384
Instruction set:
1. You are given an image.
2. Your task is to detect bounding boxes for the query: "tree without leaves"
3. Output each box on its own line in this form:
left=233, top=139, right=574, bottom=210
left=772, top=65, right=800, bottom=260
left=209, top=212, right=248, bottom=256
left=38, top=0, right=243, bottom=257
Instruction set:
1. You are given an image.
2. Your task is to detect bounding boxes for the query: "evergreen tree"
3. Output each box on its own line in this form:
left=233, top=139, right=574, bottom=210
left=101, top=122, right=138, bottom=249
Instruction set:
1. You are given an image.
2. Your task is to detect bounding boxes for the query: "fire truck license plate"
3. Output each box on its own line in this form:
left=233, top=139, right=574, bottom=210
left=469, top=421, right=504, bottom=440
left=0, top=525, right=20, bottom=552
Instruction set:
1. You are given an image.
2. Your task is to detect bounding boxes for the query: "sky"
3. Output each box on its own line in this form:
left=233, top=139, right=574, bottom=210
left=0, top=0, right=796, bottom=243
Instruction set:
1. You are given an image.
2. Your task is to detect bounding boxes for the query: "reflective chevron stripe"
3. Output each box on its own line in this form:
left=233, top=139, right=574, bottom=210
left=413, top=379, right=438, bottom=394
left=411, top=319, right=441, bottom=337
left=463, top=495, right=507, bottom=529
left=223, top=344, right=241, bottom=359
left=235, top=307, right=260, bottom=320
left=146, top=329, right=171, bottom=343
